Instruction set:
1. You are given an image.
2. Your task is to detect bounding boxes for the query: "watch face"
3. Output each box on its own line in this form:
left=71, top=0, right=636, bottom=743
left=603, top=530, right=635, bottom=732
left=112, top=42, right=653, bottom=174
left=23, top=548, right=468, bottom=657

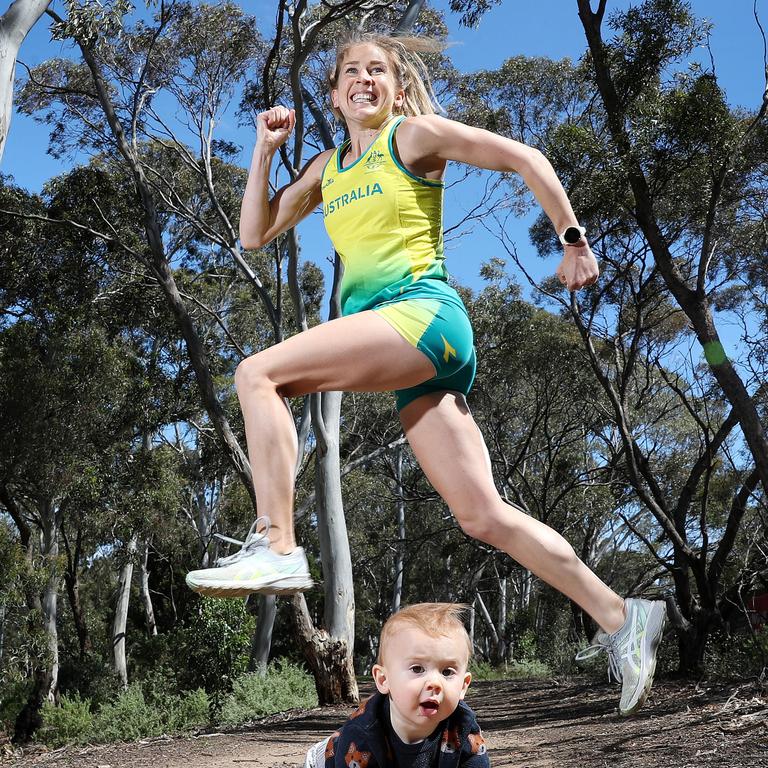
left=564, top=226, right=582, bottom=244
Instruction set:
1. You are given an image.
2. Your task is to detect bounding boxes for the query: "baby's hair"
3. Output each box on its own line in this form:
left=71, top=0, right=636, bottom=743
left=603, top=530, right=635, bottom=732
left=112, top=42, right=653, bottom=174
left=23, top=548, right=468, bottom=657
left=328, top=32, right=445, bottom=122
left=378, top=603, right=473, bottom=664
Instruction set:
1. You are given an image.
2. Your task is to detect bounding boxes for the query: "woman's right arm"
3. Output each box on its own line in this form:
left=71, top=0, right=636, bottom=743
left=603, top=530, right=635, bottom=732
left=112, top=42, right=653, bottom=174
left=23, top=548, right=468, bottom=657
left=239, top=106, right=331, bottom=249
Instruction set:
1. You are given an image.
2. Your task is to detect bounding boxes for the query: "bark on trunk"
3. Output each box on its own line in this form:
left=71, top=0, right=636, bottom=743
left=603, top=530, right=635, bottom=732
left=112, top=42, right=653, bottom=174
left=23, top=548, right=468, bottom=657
left=247, top=594, right=276, bottom=673
left=0, top=0, right=53, bottom=164
left=391, top=446, right=406, bottom=615
left=112, top=533, right=138, bottom=688
left=291, top=594, right=357, bottom=705
left=139, top=538, right=157, bottom=637
left=40, top=499, right=59, bottom=702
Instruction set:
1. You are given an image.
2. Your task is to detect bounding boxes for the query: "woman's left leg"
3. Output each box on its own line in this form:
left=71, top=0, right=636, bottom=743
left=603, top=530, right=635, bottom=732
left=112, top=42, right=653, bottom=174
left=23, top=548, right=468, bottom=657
left=399, top=390, right=626, bottom=634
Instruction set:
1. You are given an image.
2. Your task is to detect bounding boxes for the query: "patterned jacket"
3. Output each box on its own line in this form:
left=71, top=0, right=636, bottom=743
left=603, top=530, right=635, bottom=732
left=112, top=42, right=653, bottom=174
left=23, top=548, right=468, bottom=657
left=323, top=691, right=490, bottom=768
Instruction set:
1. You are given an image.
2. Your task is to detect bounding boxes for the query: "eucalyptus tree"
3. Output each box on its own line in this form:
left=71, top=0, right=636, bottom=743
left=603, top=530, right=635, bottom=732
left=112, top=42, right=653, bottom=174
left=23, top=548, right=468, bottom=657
left=0, top=0, right=54, bottom=163
left=452, top=0, right=768, bottom=671
left=0, top=177, right=149, bottom=737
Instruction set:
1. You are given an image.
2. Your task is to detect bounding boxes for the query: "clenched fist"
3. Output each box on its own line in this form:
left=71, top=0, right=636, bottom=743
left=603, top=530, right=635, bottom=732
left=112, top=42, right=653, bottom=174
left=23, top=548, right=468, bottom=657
left=256, top=106, right=295, bottom=154
left=555, top=241, right=599, bottom=291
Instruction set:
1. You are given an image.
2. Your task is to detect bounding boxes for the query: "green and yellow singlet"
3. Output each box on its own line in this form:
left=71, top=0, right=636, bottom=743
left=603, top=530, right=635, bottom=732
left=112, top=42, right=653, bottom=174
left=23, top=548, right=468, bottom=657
left=321, top=115, right=447, bottom=315
left=320, top=115, right=476, bottom=410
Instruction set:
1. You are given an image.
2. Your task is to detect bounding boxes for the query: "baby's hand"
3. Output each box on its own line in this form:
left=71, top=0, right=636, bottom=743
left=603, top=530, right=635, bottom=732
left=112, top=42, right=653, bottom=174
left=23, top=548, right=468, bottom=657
left=555, top=241, right=599, bottom=291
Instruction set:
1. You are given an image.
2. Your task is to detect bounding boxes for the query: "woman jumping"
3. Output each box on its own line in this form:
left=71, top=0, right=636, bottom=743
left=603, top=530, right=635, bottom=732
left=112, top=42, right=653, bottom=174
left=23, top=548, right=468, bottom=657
left=186, top=33, right=666, bottom=716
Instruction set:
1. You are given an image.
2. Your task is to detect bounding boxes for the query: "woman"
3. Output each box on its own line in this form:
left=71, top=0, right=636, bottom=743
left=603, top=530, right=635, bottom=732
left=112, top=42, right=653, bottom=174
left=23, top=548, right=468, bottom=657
left=186, top=33, right=666, bottom=716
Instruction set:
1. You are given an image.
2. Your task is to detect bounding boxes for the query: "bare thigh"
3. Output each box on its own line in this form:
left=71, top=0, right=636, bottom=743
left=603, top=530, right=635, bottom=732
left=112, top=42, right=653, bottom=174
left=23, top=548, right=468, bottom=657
left=240, top=310, right=437, bottom=397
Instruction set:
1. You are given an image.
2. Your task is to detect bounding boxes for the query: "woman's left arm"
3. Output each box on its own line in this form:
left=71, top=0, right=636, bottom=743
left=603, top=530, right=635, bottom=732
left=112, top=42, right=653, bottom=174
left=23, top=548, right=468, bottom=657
left=398, top=115, right=598, bottom=291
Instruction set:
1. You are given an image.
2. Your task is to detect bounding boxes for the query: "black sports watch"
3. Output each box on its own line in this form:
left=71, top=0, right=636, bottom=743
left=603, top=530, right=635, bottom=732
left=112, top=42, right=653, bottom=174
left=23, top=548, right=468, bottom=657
left=559, top=225, right=586, bottom=245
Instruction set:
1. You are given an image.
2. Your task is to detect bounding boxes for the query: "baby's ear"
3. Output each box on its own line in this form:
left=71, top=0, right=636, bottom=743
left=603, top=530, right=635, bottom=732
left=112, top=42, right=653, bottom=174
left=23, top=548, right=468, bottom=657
left=459, top=671, right=471, bottom=700
left=372, top=664, right=390, bottom=694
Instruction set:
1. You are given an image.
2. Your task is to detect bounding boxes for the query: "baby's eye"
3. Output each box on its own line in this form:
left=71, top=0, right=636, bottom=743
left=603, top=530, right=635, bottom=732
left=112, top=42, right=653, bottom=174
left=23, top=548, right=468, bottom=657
left=409, top=665, right=424, bottom=674
left=442, top=668, right=457, bottom=678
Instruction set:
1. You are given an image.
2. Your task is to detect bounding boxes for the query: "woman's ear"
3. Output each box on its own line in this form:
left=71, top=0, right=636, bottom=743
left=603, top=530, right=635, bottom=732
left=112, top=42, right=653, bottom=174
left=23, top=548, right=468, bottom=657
left=372, top=663, right=390, bottom=694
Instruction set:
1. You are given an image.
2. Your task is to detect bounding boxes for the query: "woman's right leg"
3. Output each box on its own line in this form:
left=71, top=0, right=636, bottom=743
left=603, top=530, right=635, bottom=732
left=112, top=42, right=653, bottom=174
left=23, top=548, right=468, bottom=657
left=233, top=310, right=436, bottom=554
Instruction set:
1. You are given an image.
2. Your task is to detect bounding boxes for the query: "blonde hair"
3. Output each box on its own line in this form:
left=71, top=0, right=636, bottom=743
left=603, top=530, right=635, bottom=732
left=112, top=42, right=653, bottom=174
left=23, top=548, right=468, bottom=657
left=377, top=603, right=472, bottom=664
left=328, top=32, right=444, bottom=122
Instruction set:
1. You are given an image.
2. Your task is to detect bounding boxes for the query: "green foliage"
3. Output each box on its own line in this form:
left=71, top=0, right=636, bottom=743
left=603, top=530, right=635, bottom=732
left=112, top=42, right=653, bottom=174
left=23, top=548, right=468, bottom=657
left=704, top=630, right=768, bottom=681
left=39, top=695, right=94, bottom=748
left=178, top=597, right=256, bottom=706
left=469, top=658, right=551, bottom=681
left=90, top=684, right=164, bottom=742
left=39, top=685, right=211, bottom=747
left=218, top=659, right=318, bottom=724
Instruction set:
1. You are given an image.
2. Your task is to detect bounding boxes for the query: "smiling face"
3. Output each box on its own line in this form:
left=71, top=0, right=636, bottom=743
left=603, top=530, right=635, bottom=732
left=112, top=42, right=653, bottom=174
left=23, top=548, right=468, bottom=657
left=330, top=43, right=405, bottom=127
left=372, top=625, right=471, bottom=744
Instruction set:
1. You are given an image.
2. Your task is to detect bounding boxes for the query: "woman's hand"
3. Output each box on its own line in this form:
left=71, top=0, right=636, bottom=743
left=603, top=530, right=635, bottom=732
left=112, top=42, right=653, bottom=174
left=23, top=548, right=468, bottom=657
left=555, top=241, right=599, bottom=291
left=256, top=106, right=295, bottom=154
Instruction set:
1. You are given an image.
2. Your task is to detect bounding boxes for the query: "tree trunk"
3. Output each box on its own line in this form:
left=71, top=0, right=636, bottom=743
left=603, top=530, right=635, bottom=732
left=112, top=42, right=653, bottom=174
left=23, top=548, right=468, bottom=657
left=39, top=499, right=59, bottom=702
left=112, top=533, right=138, bottom=688
left=62, top=522, right=91, bottom=658
left=63, top=559, right=91, bottom=658
left=391, top=446, right=406, bottom=615
left=247, top=594, right=276, bottom=673
left=291, top=594, right=357, bottom=705
left=310, top=388, right=358, bottom=702
left=0, top=0, right=53, bottom=164
left=139, top=538, right=157, bottom=637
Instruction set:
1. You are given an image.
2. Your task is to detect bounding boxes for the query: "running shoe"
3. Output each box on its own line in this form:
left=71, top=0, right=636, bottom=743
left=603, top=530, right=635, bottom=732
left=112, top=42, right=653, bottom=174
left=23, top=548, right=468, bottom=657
left=185, top=517, right=313, bottom=596
left=575, top=598, right=666, bottom=716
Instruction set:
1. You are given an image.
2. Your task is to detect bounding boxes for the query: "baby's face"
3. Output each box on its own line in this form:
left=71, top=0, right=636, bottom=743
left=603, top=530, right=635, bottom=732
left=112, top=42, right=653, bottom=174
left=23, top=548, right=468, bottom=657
left=373, top=626, right=471, bottom=743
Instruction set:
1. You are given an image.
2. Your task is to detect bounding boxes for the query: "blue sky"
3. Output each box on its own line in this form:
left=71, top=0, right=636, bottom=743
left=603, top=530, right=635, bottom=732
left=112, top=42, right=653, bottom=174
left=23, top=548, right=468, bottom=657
left=5, top=0, right=767, bottom=311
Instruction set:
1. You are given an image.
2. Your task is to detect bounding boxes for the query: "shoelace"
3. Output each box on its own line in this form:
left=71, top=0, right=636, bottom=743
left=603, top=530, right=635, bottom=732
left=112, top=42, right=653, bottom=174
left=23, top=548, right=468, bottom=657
left=214, top=516, right=271, bottom=567
left=575, top=636, right=623, bottom=683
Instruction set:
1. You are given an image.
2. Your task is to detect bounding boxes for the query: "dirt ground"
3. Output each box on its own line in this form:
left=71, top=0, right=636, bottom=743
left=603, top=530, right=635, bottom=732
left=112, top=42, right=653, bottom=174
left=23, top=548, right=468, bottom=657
left=4, top=678, right=767, bottom=768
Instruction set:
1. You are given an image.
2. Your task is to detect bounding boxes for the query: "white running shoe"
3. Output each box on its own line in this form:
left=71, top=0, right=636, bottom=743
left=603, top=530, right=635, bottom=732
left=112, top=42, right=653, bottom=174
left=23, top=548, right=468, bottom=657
left=575, top=597, right=667, bottom=716
left=185, top=517, right=313, bottom=597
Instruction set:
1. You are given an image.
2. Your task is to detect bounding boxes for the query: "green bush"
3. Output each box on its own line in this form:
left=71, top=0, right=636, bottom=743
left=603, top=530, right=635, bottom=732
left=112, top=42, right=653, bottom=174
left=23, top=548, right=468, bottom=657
left=39, top=695, right=93, bottom=747
left=165, top=688, right=211, bottom=731
left=90, top=684, right=164, bottom=743
left=219, top=659, right=317, bottom=725
left=469, top=658, right=551, bottom=681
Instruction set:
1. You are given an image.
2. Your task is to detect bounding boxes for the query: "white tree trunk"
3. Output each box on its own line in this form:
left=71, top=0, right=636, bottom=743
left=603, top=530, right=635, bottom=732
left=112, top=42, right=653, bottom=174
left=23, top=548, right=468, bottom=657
left=391, top=447, right=405, bottom=615
left=0, top=0, right=52, bottom=164
left=247, top=595, right=276, bottom=674
left=112, top=533, right=138, bottom=688
left=39, top=499, right=59, bottom=702
left=315, top=391, right=356, bottom=654
left=139, top=538, right=157, bottom=637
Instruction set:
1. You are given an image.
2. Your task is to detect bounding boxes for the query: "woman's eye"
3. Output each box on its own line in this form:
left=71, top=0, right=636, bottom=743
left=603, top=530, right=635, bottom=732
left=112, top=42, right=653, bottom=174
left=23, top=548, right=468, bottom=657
left=371, top=66, right=384, bottom=74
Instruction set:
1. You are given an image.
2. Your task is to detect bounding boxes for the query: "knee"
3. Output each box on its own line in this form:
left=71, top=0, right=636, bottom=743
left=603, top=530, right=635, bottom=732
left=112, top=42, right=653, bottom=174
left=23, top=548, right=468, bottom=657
left=234, top=354, right=276, bottom=396
left=452, top=500, right=505, bottom=545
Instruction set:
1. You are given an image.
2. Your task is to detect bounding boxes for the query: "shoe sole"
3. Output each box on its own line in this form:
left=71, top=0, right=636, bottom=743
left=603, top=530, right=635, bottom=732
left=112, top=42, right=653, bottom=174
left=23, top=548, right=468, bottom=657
left=620, top=601, right=667, bottom=716
left=186, top=575, right=314, bottom=597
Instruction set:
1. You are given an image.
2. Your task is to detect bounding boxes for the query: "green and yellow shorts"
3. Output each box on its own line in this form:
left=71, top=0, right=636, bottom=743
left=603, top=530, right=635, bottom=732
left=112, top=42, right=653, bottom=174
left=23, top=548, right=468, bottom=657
left=370, top=279, right=476, bottom=411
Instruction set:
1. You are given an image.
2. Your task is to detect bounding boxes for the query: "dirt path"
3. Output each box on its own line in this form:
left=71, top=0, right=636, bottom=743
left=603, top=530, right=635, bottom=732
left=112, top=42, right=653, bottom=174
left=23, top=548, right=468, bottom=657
left=5, top=679, right=766, bottom=768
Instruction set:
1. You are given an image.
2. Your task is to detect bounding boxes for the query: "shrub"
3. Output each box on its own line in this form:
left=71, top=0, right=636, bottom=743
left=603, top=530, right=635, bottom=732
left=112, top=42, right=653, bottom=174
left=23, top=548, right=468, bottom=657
left=39, top=695, right=93, bottom=747
left=90, top=684, right=164, bottom=743
left=219, top=659, right=317, bottom=725
left=165, top=688, right=211, bottom=731
left=469, top=658, right=551, bottom=681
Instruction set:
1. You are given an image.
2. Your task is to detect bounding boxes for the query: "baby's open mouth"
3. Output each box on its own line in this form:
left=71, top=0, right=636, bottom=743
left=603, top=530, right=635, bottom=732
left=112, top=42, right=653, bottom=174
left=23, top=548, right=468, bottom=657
left=419, top=700, right=439, bottom=714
